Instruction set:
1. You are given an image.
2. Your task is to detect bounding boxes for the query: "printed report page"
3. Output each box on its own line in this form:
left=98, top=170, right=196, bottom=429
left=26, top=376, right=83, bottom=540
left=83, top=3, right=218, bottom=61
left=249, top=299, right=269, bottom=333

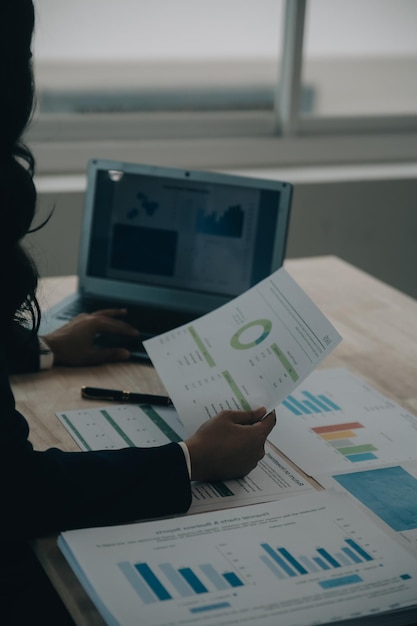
left=57, top=405, right=315, bottom=514
left=144, top=267, right=342, bottom=432
left=58, top=491, right=417, bottom=626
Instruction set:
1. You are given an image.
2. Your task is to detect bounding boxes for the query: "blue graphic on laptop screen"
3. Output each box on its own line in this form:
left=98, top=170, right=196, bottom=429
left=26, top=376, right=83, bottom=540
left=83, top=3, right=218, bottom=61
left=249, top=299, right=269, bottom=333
left=88, top=169, right=280, bottom=297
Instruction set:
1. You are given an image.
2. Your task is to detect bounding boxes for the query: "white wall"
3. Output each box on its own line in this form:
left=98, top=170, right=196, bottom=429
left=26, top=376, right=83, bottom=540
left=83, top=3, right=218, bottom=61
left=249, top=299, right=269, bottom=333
left=33, top=0, right=285, bottom=61
left=33, top=0, right=417, bottom=61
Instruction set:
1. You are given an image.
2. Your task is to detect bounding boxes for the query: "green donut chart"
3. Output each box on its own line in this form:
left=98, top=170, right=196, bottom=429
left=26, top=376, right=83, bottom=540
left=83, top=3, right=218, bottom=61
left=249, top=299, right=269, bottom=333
left=230, top=319, right=272, bottom=350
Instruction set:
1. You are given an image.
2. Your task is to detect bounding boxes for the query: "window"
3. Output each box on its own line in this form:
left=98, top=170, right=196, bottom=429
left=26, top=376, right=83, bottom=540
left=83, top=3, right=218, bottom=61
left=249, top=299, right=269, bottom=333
left=29, top=0, right=417, bottom=175
left=34, top=0, right=285, bottom=115
left=303, top=0, right=417, bottom=118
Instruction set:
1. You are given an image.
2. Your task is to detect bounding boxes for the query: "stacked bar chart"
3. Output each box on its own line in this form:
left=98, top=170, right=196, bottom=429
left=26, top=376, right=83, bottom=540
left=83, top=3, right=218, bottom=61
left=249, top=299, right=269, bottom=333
left=260, top=537, right=373, bottom=589
left=282, top=390, right=341, bottom=415
left=312, top=422, right=378, bottom=463
left=118, top=558, right=244, bottom=605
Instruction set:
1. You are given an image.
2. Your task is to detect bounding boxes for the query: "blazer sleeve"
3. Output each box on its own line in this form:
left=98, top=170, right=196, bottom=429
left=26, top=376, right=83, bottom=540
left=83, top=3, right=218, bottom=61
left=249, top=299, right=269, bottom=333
left=4, top=322, right=40, bottom=373
left=0, top=345, right=192, bottom=540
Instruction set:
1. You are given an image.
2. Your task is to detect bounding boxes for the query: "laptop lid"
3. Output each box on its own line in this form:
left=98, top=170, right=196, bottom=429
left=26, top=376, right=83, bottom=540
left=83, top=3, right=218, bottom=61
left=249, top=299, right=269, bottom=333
left=77, top=158, right=293, bottom=318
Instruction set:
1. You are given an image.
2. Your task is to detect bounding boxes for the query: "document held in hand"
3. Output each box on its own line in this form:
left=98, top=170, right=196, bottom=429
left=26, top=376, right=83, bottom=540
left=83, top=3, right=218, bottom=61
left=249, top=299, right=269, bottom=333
left=144, top=267, right=342, bottom=432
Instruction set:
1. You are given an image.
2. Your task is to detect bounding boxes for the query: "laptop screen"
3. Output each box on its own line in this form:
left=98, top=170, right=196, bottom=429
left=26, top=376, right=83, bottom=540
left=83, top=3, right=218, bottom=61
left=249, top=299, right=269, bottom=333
left=80, top=160, right=292, bottom=315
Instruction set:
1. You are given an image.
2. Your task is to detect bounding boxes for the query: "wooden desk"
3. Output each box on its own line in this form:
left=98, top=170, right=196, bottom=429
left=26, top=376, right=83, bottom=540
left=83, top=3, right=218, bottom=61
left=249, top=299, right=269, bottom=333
left=10, top=255, right=417, bottom=625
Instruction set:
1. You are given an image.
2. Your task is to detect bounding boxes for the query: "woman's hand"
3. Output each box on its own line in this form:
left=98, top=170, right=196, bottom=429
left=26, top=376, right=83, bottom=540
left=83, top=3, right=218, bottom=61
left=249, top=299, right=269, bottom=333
left=43, top=309, right=140, bottom=366
left=185, top=407, right=276, bottom=482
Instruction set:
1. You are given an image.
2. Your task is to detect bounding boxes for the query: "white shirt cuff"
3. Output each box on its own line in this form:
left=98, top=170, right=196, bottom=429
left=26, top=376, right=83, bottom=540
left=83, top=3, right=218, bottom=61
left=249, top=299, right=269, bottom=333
left=178, top=441, right=191, bottom=479
left=38, top=337, right=54, bottom=370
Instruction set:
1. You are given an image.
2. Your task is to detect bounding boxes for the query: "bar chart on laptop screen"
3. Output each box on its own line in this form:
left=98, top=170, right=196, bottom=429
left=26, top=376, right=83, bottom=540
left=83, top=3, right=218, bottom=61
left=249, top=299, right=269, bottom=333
left=110, top=173, right=263, bottom=295
left=195, top=203, right=245, bottom=238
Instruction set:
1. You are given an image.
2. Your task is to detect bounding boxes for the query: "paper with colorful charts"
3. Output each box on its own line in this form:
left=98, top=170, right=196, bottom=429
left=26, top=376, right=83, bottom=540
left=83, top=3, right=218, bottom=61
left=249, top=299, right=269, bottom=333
left=144, top=267, right=342, bottom=433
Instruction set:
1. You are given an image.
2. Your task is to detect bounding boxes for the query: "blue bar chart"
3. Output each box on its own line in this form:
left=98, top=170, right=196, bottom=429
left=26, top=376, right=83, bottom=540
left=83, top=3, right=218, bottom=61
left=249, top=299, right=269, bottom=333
left=260, top=537, right=373, bottom=586
left=282, top=390, right=341, bottom=416
left=58, top=487, right=417, bottom=626
left=118, top=558, right=244, bottom=604
left=196, top=204, right=244, bottom=238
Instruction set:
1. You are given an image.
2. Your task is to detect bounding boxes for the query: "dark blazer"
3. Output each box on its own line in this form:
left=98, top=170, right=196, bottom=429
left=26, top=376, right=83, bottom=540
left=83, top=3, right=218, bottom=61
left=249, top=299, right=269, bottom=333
left=4, top=320, right=41, bottom=373
left=0, top=324, right=192, bottom=540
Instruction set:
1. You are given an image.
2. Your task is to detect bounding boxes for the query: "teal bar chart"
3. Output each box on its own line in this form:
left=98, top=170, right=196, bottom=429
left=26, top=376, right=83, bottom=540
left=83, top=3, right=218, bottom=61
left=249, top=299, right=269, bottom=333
left=283, top=391, right=341, bottom=416
left=118, top=558, right=244, bottom=604
left=260, top=537, right=373, bottom=585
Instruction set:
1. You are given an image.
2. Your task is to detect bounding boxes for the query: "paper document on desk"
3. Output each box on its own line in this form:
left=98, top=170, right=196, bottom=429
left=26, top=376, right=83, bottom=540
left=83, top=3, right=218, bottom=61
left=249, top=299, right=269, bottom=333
left=57, top=405, right=314, bottom=513
left=317, top=459, right=417, bottom=558
left=144, top=267, right=342, bottom=432
left=58, top=490, right=417, bottom=626
left=268, top=367, right=417, bottom=477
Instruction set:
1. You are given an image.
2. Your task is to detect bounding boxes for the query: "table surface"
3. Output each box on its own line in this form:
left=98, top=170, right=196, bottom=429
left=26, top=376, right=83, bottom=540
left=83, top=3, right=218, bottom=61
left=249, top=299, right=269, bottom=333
left=10, top=255, right=417, bottom=625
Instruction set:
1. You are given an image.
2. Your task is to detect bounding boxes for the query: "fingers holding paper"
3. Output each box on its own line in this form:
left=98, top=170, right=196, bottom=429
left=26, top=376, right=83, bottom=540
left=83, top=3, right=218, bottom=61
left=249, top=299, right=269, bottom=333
left=185, top=407, right=276, bottom=483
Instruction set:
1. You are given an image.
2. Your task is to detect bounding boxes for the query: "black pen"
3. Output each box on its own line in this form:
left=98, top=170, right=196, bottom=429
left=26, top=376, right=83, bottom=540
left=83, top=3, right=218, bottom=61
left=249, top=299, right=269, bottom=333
left=81, top=386, right=173, bottom=406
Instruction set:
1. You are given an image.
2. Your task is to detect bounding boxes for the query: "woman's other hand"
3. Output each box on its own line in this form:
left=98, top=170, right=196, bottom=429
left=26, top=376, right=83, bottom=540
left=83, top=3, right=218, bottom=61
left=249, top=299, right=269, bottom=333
left=43, top=309, right=140, bottom=366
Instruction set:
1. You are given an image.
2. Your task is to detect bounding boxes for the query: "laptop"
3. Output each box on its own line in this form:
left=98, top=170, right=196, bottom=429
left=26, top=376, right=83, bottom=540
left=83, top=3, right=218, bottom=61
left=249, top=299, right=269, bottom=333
left=39, top=158, right=293, bottom=359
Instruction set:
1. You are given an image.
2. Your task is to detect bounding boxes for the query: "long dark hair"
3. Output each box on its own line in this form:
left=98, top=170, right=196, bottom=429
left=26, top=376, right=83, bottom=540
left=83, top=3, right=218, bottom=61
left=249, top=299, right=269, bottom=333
left=0, top=1, right=40, bottom=330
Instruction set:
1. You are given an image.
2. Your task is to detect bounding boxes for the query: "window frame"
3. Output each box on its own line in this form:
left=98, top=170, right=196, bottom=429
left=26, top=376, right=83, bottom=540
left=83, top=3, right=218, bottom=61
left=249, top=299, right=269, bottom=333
left=28, top=0, right=417, bottom=176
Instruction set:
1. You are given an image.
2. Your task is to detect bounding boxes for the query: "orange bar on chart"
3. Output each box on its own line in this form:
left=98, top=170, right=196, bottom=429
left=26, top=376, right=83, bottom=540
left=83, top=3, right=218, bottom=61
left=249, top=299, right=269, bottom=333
left=320, top=430, right=357, bottom=441
left=312, top=422, right=364, bottom=435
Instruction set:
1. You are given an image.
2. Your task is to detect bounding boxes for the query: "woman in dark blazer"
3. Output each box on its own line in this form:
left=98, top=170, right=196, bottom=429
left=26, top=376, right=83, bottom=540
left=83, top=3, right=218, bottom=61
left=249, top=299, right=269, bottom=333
left=0, top=3, right=275, bottom=623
